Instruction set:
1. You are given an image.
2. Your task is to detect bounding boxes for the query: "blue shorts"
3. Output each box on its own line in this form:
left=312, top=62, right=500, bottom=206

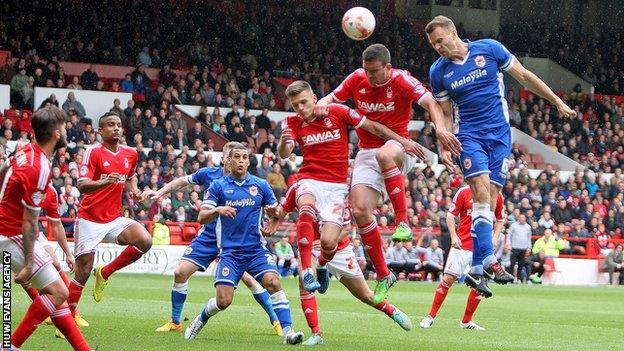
left=180, top=234, right=219, bottom=272
left=214, top=246, right=279, bottom=288
left=458, top=127, right=511, bottom=188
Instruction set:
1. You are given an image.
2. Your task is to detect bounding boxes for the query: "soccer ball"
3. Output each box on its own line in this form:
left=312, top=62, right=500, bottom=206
left=341, top=7, right=376, bottom=41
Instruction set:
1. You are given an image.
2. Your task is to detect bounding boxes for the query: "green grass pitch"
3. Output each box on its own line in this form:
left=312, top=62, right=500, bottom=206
left=10, top=274, right=623, bottom=350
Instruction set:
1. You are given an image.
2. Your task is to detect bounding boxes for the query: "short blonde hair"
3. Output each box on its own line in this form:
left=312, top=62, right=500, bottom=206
left=285, top=80, right=312, bottom=98
left=425, top=15, right=456, bottom=34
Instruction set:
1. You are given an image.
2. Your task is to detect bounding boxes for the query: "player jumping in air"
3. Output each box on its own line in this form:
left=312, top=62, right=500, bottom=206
left=315, top=43, right=457, bottom=304
left=278, top=80, right=425, bottom=294
left=420, top=186, right=505, bottom=330
left=184, top=144, right=304, bottom=345
left=142, top=142, right=282, bottom=335
left=425, top=15, right=575, bottom=297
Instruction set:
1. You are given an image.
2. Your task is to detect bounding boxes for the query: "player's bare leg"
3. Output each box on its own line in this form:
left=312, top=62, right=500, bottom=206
left=350, top=185, right=396, bottom=304
left=93, top=222, right=152, bottom=302
left=340, top=276, right=411, bottom=331
left=260, top=272, right=304, bottom=344
left=375, top=141, right=411, bottom=241
left=156, top=260, right=198, bottom=332
left=241, top=272, right=282, bottom=336
left=13, top=274, right=91, bottom=350
left=185, top=284, right=234, bottom=340
left=296, top=194, right=321, bottom=292
left=316, top=222, right=343, bottom=294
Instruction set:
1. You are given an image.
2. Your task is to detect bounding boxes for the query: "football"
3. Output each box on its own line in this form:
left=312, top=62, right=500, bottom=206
left=341, top=7, right=376, bottom=41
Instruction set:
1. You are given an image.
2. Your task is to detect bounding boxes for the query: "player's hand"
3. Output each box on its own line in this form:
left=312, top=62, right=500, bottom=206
left=14, top=264, right=33, bottom=285
left=436, top=129, right=462, bottom=156
left=141, top=189, right=157, bottom=200
left=65, top=254, right=76, bottom=273
left=313, top=102, right=329, bottom=117
left=130, top=189, right=145, bottom=202
left=451, top=235, right=462, bottom=249
left=401, top=139, right=428, bottom=161
left=556, top=102, right=576, bottom=118
left=103, top=172, right=121, bottom=185
left=261, top=218, right=280, bottom=237
left=264, top=204, right=282, bottom=219
left=312, top=239, right=321, bottom=251
left=439, top=148, right=455, bottom=172
left=216, top=206, right=237, bottom=218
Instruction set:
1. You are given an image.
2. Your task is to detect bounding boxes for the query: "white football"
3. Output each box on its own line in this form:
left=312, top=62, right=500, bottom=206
left=341, top=7, right=376, bottom=41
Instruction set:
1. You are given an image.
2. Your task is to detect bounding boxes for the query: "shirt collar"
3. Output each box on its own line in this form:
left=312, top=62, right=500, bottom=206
left=226, top=173, right=249, bottom=185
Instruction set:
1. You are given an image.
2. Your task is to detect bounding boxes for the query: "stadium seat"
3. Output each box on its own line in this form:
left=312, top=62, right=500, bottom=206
left=181, top=225, right=198, bottom=242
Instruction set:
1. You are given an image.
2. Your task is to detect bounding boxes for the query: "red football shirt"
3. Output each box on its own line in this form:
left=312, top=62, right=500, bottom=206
left=41, top=184, right=61, bottom=221
left=281, top=182, right=350, bottom=250
left=449, top=186, right=504, bottom=251
left=331, top=68, right=431, bottom=149
left=78, top=144, right=138, bottom=223
left=283, top=103, right=365, bottom=183
left=0, top=143, right=51, bottom=236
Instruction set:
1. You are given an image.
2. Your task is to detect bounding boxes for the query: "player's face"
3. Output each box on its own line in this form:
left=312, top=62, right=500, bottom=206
left=289, top=90, right=317, bottom=120
left=427, top=26, right=456, bottom=58
left=363, top=59, right=391, bottom=86
left=229, top=150, right=249, bottom=177
left=100, top=116, right=123, bottom=143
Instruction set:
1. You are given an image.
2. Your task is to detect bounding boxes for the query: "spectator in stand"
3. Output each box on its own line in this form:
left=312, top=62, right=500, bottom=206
left=258, top=134, right=278, bottom=154
left=422, top=239, right=444, bottom=281
left=142, top=116, right=164, bottom=148
left=173, top=129, right=189, bottom=149
left=352, top=238, right=368, bottom=275
left=20, top=76, right=34, bottom=109
left=137, top=46, right=152, bottom=67
left=566, top=219, right=591, bottom=255
left=80, top=64, right=99, bottom=90
left=552, top=196, right=575, bottom=225
left=603, top=244, right=624, bottom=285
left=62, top=92, right=87, bottom=119
left=386, top=240, right=408, bottom=277
left=404, top=240, right=423, bottom=277
left=159, top=64, right=177, bottom=88
left=132, top=63, right=151, bottom=96
left=274, top=236, right=297, bottom=278
left=229, top=123, right=248, bottom=143
left=526, top=250, right=547, bottom=284
left=256, top=107, right=271, bottom=132
left=266, top=163, right=286, bottom=197
left=171, top=110, right=188, bottom=135
left=531, top=228, right=568, bottom=258
left=9, top=68, right=28, bottom=102
left=66, top=76, right=82, bottom=90
left=508, top=214, right=532, bottom=283
left=110, top=98, right=124, bottom=117
left=187, top=122, right=207, bottom=147
left=121, top=74, right=134, bottom=93
left=1, top=119, right=19, bottom=140
left=256, top=157, right=271, bottom=179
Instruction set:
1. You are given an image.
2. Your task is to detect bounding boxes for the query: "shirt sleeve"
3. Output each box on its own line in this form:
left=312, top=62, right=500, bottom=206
left=261, top=180, right=277, bottom=207
left=281, top=184, right=297, bottom=213
left=428, top=61, right=450, bottom=102
left=281, top=118, right=297, bottom=145
left=332, top=104, right=366, bottom=129
left=79, top=146, right=98, bottom=182
left=127, top=150, right=138, bottom=179
left=189, top=168, right=206, bottom=185
left=43, top=185, right=61, bottom=221
left=331, top=70, right=357, bottom=103
left=486, top=39, right=515, bottom=71
left=449, top=189, right=464, bottom=217
left=495, top=194, right=505, bottom=221
left=401, top=72, right=432, bottom=106
left=203, top=182, right=221, bottom=209
left=19, top=166, right=48, bottom=211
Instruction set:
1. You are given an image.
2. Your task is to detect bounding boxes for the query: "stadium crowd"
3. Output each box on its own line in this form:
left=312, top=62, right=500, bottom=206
left=1, top=0, right=623, bottom=285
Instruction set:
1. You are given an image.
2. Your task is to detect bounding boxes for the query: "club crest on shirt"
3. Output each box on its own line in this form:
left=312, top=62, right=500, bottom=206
left=221, top=267, right=230, bottom=277
left=474, top=55, right=486, bottom=68
left=386, top=87, right=393, bottom=98
left=80, top=165, right=88, bottom=176
left=323, top=117, right=333, bottom=128
left=414, top=85, right=426, bottom=95
left=124, top=158, right=129, bottom=169
left=184, top=246, right=193, bottom=255
left=31, top=191, right=44, bottom=206
left=249, top=185, right=258, bottom=196
left=463, top=158, right=472, bottom=170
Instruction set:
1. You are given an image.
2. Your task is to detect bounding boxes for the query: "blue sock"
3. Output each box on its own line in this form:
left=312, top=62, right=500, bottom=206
left=270, top=290, right=292, bottom=332
left=470, top=203, right=492, bottom=276
left=253, top=289, right=279, bottom=323
left=171, top=282, right=188, bottom=324
left=470, top=234, right=484, bottom=275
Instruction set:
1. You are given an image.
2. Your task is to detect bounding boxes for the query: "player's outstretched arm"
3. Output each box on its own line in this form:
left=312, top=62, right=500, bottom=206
left=277, top=129, right=295, bottom=159
left=125, top=176, right=143, bottom=201
left=50, top=220, right=75, bottom=272
left=506, top=58, right=576, bottom=118
left=197, top=206, right=236, bottom=224
left=446, top=212, right=461, bottom=249
left=14, top=206, right=39, bottom=284
left=144, top=176, right=190, bottom=200
left=422, top=95, right=461, bottom=156
left=314, top=94, right=336, bottom=116
left=360, top=119, right=428, bottom=161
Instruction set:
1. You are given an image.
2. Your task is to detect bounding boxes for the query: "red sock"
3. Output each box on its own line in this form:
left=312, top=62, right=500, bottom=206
left=300, top=292, right=321, bottom=335
left=462, top=288, right=482, bottom=323
left=68, top=280, right=84, bottom=316
left=358, top=220, right=390, bottom=278
left=429, top=281, right=451, bottom=318
left=373, top=299, right=396, bottom=318
left=12, top=295, right=50, bottom=347
left=297, top=205, right=316, bottom=270
left=318, top=245, right=337, bottom=266
left=101, top=245, right=144, bottom=280
left=382, top=166, right=407, bottom=223
left=22, top=284, right=40, bottom=300
left=58, top=267, right=71, bottom=287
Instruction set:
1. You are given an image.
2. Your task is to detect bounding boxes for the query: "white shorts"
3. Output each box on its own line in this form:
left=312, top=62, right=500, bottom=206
left=297, top=179, right=348, bottom=227
left=74, top=217, right=136, bottom=257
left=352, top=140, right=419, bottom=197
left=444, top=247, right=473, bottom=278
left=313, top=244, right=363, bottom=280
left=0, top=234, right=59, bottom=289
left=38, top=232, right=54, bottom=250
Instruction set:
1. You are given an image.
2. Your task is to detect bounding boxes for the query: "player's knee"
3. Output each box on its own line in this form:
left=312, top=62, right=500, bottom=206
left=320, top=236, right=337, bottom=251
left=442, top=274, right=456, bottom=286
left=46, top=281, right=69, bottom=306
left=375, top=148, right=394, bottom=167
left=216, top=295, right=232, bottom=310
left=263, top=274, right=282, bottom=293
left=351, top=204, right=370, bottom=223
left=174, top=268, right=191, bottom=282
